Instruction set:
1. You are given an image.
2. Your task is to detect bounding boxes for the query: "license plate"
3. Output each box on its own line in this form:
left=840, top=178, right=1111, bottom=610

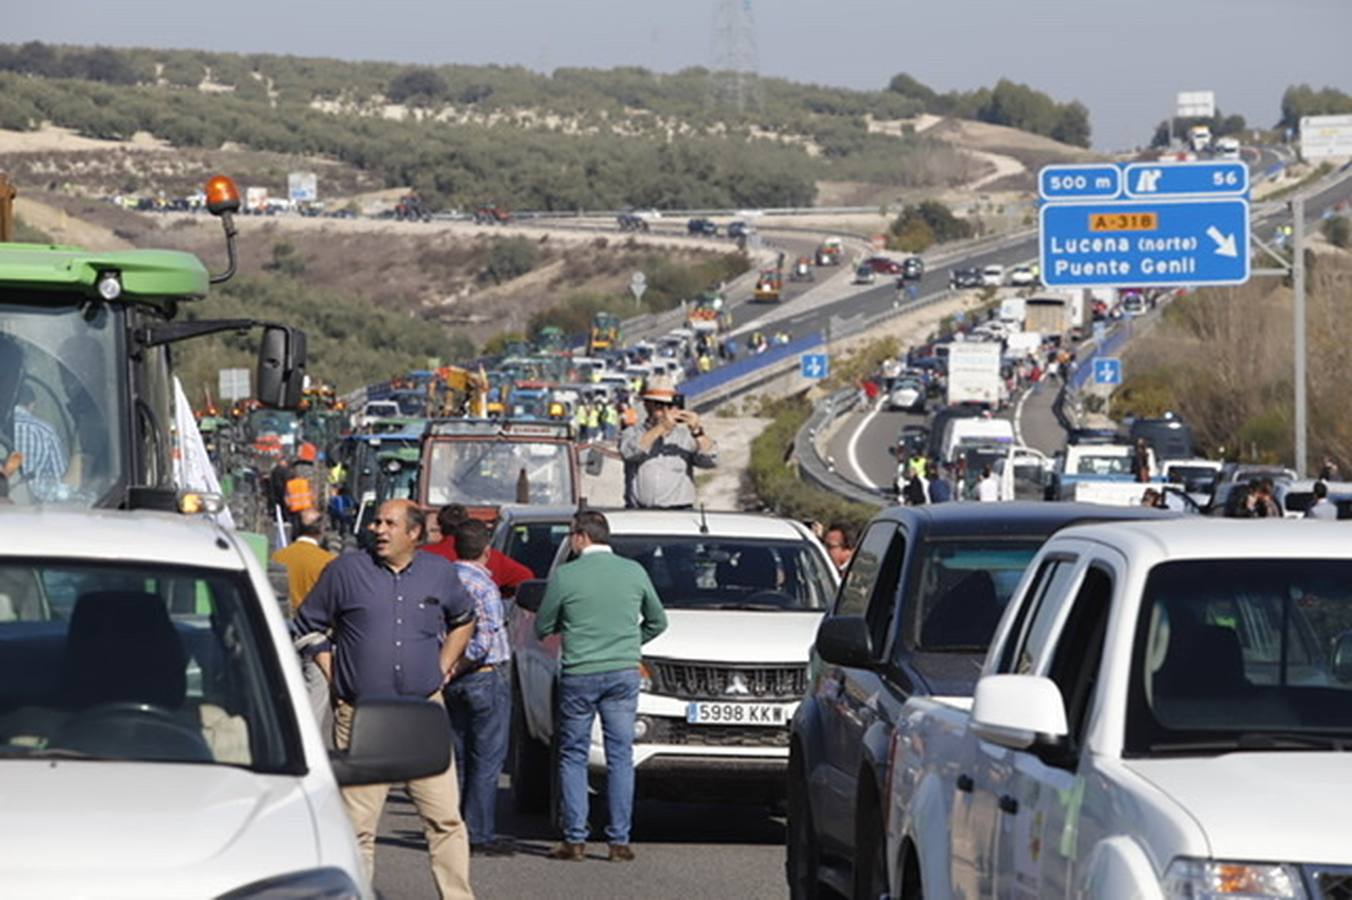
left=685, top=702, right=791, bottom=727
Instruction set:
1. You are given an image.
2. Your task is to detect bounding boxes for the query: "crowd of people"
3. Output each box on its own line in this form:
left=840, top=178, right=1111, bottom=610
left=275, top=500, right=671, bottom=899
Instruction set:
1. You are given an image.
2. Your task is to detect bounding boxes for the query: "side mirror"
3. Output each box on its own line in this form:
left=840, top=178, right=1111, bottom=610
left=257, top=326, right=308, bottom=410
left=1332, top=631, right=1352, bottom=684
left=584, top=447, right=605, bottom=477
left=970, top=674, right=1068, bottom=751
left=329, top=699, right=450, bottom=786
left=814, top=615, right=877, bottom=669
left=514, top=578, right=548, bottom=613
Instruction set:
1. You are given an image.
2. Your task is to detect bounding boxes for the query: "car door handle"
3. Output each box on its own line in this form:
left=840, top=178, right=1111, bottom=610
left=998, top=794, right=1019, bottom=815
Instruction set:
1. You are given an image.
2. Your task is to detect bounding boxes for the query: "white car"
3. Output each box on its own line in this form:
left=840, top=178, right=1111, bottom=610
left=854, top=266, right=877, bottom=285
left=980, top=264, right=1005, bottom=287
left=887, top=378, right=926, bottom=413
left=508, top=511, right=839, bottom=809
left=0, top=509, right=446, bottom=898
left=884, top=519, right=1352, bottom=900
left=1008, top=265, right=1036, bottom=287
left=355, top=399, right=400, bottom=431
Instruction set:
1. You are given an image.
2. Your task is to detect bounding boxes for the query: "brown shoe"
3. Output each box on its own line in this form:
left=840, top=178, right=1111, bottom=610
left=547, top=841, right=586, bottom=861
left=608, top=843, right=636, bottom=862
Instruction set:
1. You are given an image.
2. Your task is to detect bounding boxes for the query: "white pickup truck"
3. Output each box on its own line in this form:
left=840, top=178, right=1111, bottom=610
left=884, top=519, right=1352, bottom=900
left=509, top=510, right=838, bottom=811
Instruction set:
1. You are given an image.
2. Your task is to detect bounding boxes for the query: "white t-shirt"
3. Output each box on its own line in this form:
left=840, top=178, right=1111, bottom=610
left=977, top=476, right=1000, bottom=502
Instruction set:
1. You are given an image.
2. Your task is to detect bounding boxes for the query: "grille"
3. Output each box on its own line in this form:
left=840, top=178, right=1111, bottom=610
left=642, top=717, right=791, bottom=747
left=1312, top=868, right=1352, bottom=900
left=648, top=660, right=807, bottom=701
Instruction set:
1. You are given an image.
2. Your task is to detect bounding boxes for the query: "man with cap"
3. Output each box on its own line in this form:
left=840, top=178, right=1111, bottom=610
left=618, top=375, right=717, bottom=510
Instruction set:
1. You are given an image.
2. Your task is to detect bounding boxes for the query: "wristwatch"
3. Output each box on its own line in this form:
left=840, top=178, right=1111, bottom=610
left=691, top=427, right=705, bottom=438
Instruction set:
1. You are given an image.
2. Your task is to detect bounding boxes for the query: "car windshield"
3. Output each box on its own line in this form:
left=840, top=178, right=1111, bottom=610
left=1128, top=560, right=1352, bottom=755
left=1165, top=465, right=1217, bottom=486
left=909, top=540, right=1042, bottom=652
left=1074, top=453, right=1132, bottom=476
left=607, top=535, right=836, bottom=611
left=425, top=439, right=572, bottom=506
left=0, top=298, right=125, bottom=507
left=0, top=560, right=297, bottom=771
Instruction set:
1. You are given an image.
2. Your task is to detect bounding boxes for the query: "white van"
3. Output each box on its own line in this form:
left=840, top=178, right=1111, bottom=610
left=942, top=417, right=1015, bottom=462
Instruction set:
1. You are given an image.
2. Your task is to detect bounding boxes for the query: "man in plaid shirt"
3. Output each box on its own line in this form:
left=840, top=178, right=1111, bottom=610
left=13, top=385, right=68, bottom=501
left=442, top=518, right=515, bottom=856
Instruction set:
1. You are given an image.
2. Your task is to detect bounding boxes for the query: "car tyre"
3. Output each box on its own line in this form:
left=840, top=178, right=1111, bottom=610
left=786, top=752, right=822, bottom=900
left=853, top=804, right=889, bottom=900
left=510, top=677, right=551, bottom=814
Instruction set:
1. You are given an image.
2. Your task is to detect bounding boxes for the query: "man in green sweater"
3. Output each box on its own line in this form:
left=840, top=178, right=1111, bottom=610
left=535, top=510, right=668, bottom=862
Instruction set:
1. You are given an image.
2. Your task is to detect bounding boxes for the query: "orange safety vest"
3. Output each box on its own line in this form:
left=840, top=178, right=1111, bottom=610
left=285, top=476, right=315, bottom=513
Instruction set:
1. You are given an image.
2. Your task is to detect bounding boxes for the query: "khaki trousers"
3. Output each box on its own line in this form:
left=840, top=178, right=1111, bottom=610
left=334, top=695, right=473, bottom=900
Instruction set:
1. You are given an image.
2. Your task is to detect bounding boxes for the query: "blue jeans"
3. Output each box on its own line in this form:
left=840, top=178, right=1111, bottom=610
left=444, top=667, right=511, bottom=844
left=556, top=668, right=640, bottom=845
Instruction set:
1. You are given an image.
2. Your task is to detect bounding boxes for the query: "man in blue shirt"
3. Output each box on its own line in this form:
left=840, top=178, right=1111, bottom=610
left=443, top=519, right=514, bottom=857
left=295, top=499, right=476, bottom=900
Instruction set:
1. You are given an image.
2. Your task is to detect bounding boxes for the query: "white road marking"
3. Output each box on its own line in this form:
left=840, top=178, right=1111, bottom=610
left=847, top=398, right=883, bottom=490
left=1013, top=387, right=1029, bottom=447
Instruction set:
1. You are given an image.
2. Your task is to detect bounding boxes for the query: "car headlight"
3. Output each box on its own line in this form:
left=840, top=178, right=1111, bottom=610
left=1161, top=858, right=1306, bottom=899
left=216, top=867, right=362, bottom=899
left=638, top=660, right=653, bottom=693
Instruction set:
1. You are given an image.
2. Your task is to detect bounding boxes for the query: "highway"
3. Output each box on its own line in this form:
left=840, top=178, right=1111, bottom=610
left=362, top=152, right=1352, bottom=900
left=372, top=785, right=788, bottom=898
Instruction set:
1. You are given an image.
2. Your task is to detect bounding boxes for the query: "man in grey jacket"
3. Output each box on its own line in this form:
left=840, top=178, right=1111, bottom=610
left=618, top=376, right=717, bottom=509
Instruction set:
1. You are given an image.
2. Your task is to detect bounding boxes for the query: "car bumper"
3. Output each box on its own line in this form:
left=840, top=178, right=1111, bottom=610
left=583, top=694, right=794, bottom=788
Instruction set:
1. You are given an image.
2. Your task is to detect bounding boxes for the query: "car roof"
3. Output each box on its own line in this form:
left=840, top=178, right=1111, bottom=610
left=1055, top=519, right=1352, bottom=563
left=602, top=510, right=813, bottom=541
left=0, top=510, right=246, bottom=571
left=871, top=501, right=1172, bottom=538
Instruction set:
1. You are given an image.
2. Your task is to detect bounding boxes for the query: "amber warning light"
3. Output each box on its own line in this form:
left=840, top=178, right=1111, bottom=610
left=205, top=175, right=241, bottom=216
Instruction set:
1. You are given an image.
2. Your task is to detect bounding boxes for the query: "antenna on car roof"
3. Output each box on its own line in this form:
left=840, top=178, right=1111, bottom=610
left=698, top=502, right=709, bottom=535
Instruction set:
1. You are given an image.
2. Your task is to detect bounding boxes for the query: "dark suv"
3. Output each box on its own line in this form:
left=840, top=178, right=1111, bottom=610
left=786, top=502, right=1170, bottom=899
left=687, top=217, right=719, bottom=236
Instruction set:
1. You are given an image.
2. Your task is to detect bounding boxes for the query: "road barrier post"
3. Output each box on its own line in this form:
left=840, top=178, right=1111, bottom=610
left=1293, top=195, right=1307, bottom=478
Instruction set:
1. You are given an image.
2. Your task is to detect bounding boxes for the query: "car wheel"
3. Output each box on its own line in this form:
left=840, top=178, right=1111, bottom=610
left=510, top=678, right=552, bottom=814
left=786, top=753, right=822, bottom=900
left=853, top=804, right=889, bottom=900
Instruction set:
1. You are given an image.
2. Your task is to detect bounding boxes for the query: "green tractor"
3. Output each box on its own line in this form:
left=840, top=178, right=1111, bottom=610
left=0, top=174, right=307, bottom=511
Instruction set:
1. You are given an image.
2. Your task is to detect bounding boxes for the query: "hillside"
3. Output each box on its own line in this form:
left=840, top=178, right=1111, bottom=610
left=0, top=42, right=1095, bottom=211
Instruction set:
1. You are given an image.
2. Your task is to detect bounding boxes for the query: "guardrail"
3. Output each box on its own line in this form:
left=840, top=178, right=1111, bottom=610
left=793, top=388, right=888, bottom=506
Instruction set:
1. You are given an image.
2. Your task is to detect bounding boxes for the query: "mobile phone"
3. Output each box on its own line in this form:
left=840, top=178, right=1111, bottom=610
left=673, top=393, right=686, bottom=409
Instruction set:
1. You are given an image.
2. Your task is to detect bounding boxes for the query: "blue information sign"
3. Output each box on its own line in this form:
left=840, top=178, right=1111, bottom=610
left=1039, top=197, right=1249, bottom=288
left=1039, top=164, right=1122, bottom=201
left=1122, top=161, right=1248, bottom=199
left=1093, top=357, right=1123, bottom=386
left=800, top=353, right=829, bottom=380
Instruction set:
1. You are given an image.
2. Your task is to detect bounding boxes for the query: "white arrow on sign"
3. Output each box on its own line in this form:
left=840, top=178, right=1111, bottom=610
left=1206, top=226, right=1238, bottom=258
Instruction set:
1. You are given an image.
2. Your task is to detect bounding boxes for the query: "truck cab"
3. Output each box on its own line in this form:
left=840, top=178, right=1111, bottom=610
left=416, top=418, right=580, bottom=523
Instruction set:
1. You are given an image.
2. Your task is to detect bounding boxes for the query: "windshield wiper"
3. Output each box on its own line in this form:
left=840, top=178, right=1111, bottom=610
left=0, top=746, right=97, bottom=760
left=1149, top=732, right=1351, bottom=755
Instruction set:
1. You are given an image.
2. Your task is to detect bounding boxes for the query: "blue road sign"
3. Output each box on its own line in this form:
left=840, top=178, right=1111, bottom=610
left=1039, top=164, right=1122, bottom=201
left=800, top=353, right=829, bottom=380
left=1040, top=197, right=1249, bottom=288
left=1122, top=161, right=1248, bottom=199
left=1093, top=357, right=1123, bottom=386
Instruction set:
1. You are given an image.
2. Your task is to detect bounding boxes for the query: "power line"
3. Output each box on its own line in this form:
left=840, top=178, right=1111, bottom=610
left=708, top=0, right=761, bottom=114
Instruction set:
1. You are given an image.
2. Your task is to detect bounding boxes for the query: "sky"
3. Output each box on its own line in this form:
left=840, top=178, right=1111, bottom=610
left=9, top=0, right=1351, bottom=151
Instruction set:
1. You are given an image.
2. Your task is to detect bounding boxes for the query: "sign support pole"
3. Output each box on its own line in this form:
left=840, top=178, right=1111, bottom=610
left=1293, top=195, right=1307, bottom=478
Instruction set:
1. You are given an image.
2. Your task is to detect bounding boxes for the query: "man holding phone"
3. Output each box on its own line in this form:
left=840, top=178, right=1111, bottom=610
left=618, top=375, right=717, bottom=509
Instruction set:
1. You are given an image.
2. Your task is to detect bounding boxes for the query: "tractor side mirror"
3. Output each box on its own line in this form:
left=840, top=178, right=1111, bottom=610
left=258, top=326, right=308, bottom=410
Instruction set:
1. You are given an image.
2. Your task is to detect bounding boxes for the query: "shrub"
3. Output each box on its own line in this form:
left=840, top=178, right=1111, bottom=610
left=482, top=237, right=539, bottom=284
left=1322, top=216, right=1350, bottom=249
